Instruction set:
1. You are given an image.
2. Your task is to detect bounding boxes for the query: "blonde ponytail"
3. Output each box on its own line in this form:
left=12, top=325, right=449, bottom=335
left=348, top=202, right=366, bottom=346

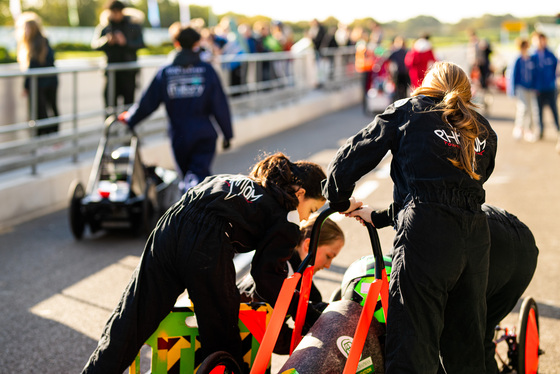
left=412, top=61, right=486, bottom=180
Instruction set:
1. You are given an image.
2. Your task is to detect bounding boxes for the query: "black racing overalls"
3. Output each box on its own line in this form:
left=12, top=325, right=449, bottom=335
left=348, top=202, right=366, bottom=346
left=82, top=174, right=300, bottom=374
left=324, top=95, right=498, bottom=373
left=480, top=205, right=538, bottom=374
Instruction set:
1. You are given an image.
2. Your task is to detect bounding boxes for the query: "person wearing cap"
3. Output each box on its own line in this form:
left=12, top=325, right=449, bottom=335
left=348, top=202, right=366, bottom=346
left=91, top=0, right=145, bottom=110
left=120, top=26, right=233, bottom=191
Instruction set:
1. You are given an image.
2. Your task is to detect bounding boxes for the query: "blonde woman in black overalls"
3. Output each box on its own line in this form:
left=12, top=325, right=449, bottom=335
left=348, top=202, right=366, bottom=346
left=324, top=61, right=498, bottom=373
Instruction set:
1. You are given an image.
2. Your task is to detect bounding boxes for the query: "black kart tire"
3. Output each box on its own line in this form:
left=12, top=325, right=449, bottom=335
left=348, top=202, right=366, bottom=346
left=196, top=351, right=243, bottom=374
left=68, top=180, right=86, bottom=240
left=518, top=297, right=540, bottom=374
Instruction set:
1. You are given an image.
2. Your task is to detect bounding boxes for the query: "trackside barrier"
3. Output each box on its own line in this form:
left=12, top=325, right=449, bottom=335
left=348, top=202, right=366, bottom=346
left=0, top=47, right=361, bottom=227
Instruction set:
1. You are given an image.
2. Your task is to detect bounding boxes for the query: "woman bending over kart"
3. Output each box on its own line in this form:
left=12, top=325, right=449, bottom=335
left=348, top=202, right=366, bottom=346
left=80, top=152, right=326, bottom=374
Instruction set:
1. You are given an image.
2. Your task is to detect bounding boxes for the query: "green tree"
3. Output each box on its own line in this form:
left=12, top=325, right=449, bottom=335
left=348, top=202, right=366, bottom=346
left=125, top=1, right=214, bottom=29
left=286, top=20, right=309, bottom=39
left=156, top=0, right=179, bottom=27
left=20, top=0, right=100, bottom=26
left=400, top=15, right=442, bottom=39
left=350, top=17, right=378, bottom=32
left=26, top=0, right=67, bottom=26
left=188, top=4, right=213, bottom=25
left=76, top=0, right=101, bottom=27
left=0, top=0, right=15, bottom=25
left=322, top=16, right=339, bottom=29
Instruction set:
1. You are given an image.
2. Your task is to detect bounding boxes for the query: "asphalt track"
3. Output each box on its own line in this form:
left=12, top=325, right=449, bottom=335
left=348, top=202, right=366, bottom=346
left=1, top=91, right=560, bottom=373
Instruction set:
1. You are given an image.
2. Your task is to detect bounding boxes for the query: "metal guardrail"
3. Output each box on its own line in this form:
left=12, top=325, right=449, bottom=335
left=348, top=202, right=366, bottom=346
left=0, top=46, right=359, bottom=176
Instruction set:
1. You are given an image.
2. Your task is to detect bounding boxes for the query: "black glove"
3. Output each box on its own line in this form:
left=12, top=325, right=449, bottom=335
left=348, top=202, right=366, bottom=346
left=370, top=202, right=400, bottom=228
left=222, top=138, right=231, bottom=150
left=370, top=208, right=393, bottom=228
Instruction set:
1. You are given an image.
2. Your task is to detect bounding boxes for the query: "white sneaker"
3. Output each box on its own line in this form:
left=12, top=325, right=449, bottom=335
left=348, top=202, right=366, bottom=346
left=183, top=171, right=200, bottom=192
left=524, top=132, right=537, bottom=143
left=512, top=127, right=523, bottom=140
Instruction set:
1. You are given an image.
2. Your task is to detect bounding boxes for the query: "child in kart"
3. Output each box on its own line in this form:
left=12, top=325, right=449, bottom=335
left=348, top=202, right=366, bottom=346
left=238, top=215, right=345, bottom=354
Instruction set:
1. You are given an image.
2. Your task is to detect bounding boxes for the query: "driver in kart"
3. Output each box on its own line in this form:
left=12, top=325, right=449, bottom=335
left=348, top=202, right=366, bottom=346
left=238, top=215, right=346, bottom=354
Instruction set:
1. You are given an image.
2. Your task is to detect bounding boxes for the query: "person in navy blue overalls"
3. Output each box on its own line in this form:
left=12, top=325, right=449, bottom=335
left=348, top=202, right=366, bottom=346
left=121, top=26, right=233, bottom=191
left=324, top=61, right=498, bottom=373
left=531, top=31, right=559, bottom=143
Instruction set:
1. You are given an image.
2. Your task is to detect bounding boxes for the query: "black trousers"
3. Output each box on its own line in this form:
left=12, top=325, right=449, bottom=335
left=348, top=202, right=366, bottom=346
left=483, top=217, right=538, bottom=374
left=81, top=203, right=243, bottom=373
left=386, top=200, right=490, bottom=374
left=172, top=134, right=217, bottom=185
left=30, top=84, right=59, bottom=136
left=535, top=90, right=560, bottom=136
left=104, top=70, right=137, bottom=107
left=392, top=72, right=410, bottom=102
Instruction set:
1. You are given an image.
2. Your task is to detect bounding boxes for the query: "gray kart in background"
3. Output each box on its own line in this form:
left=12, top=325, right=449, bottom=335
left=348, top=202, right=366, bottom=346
left=68, top=116, right=181, bottom=240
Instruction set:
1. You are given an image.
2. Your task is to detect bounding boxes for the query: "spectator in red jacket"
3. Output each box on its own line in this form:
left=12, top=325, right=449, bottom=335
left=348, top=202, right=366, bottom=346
left=405, top=34, right=436, bottom=89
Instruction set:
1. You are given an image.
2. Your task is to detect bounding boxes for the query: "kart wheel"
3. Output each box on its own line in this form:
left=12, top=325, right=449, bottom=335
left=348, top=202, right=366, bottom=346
left=196, top=351, right=243, bottom=374
left=518, top=297, right=540, bottom=374
left=68, top=180, right=86, bottom=240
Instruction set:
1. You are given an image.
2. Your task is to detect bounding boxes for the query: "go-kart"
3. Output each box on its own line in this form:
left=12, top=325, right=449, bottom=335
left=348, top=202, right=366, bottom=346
left=194, top=207, right=390, bottom=374
left=330, top=254, right=543, bottom=374
left=68, top=116, right=181, bottom=239
left=137, top=207, right=543, bottom=374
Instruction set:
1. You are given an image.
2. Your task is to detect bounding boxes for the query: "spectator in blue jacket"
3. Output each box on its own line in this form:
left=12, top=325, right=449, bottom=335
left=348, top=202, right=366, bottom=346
left=507, top=38, right=538, bottom=142
left=121, top=26, right=233, bottom=191
left=531, top=32, right=559, bottom=144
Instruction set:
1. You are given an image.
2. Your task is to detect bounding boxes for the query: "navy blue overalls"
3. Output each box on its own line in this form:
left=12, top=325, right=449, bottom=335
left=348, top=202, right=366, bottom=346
left=127, top=50, right=233, bottom=188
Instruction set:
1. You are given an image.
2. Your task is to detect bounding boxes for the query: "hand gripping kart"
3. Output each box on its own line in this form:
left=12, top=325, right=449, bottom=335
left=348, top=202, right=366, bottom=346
left=194, top=207, right=390, bottom=374
left=68, top=116, right=181, bottom=239
left=132, top=206, right=543, bottom=374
